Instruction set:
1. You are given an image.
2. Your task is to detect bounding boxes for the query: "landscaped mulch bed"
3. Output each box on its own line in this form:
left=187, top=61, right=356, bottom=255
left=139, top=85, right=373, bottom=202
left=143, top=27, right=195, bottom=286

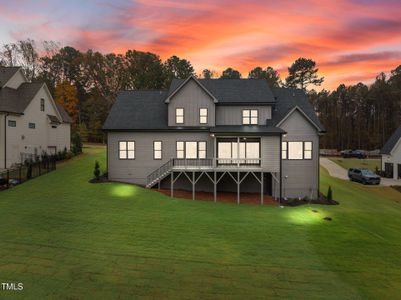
left=281, top=194, right=339, bottom=206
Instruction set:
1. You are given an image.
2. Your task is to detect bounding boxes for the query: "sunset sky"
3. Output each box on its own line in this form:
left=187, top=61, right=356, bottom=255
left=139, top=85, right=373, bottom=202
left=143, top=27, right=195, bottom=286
left=1, top=0, right=401, bottom=89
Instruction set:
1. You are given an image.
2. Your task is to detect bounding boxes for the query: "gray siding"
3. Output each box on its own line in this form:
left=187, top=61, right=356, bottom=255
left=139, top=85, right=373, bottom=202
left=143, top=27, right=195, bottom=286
left=108, top=132, right=213, bottom=185
left=280, top=110, right=320, bottom=199
left=216, top=106, right=271, bottom=125
left=261, top=136, right=280, bottom=172
left=168, top=79, right=216, bottom=127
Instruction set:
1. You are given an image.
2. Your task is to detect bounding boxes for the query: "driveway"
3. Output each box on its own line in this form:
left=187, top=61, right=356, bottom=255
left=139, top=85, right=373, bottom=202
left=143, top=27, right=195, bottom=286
left=320, top=157, right=400, bottom=186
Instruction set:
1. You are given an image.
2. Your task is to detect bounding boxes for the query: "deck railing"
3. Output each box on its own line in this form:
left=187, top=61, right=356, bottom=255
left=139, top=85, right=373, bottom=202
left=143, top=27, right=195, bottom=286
left=146, top=157, right=262, bottom=187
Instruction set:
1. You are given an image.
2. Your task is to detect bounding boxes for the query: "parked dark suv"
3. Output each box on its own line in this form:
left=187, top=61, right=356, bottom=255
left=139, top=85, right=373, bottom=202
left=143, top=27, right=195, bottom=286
left=341, top=149, right=367, bottom=159
left=348, top=168, right=381, bottom=185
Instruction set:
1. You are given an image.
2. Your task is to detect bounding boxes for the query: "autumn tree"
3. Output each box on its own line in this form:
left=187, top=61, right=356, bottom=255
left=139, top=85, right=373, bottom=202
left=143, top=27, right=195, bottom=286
left=54, top=81, right=79, bottom=125
left=285, top=58, right=324, bottom=90
left=248, top=66, right=281, bottom=87
left=220, top=67, right=241, bottom=79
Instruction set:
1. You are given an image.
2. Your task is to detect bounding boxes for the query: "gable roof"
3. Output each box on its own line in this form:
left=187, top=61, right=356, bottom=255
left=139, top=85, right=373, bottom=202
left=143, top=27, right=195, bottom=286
left=0, top=82, right=43, bottom=114
left=381, top=125, right=401, bottom=155
left=103, top=91, right=169, bottom=130
left=268, top=88, right=325, bottom=132
left=55, top=103, right=73, bottom=123
left=168, top=78, right=276, bottom=104
left=166, top=76, right=218, bottom=103
left=0, top=66, right=20, bottom=88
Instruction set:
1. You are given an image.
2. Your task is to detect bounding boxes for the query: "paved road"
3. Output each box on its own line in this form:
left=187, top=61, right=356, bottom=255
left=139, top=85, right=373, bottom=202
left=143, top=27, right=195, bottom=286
left=320, top=157, right=400, bottom=186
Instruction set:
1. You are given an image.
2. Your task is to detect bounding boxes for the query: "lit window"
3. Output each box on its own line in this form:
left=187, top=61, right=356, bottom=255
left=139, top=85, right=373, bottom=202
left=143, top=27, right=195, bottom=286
left=198, top=142, right=207, bottom=158
left=40, top=98, right=45, bottom=111
left=199, top=108, right=208, bottom=124
left=176, top=142, right=184, bottom=159
left=119, top=141, right=135, bottom=159
left=153, top=141, right=162, bottom=160
left=282, top=142, right=287, bottom=159
left=176, top=141, right=207, bottom=159
left=28, top=123, right=36, bottom=129
left=304, top=142, right=312, bottom=159
left=176, top=108, right=184, bottom=124
left=186, top=142, right=197, bottom=159
left=246, top=142, right=259, bottom=159
left=8, top=120, right=16, bottom=127
left=242, top=109, right=258, bottom=125
left=288, top=142, right=303, bottom=160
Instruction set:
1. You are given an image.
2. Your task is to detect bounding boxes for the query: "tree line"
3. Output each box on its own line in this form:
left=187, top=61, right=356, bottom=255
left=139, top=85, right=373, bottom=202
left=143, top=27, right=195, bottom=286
left=1, top=39, right=400, bottom=150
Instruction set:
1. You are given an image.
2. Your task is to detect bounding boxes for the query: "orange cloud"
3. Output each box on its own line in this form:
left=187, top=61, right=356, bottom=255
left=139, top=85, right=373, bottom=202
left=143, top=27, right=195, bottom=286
left=1, top=0, right=401, bottom=90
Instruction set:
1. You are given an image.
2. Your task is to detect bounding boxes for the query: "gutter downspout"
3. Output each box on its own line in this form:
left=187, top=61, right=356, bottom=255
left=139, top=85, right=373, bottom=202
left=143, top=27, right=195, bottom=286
left=4, top=112, right=8, bottom=169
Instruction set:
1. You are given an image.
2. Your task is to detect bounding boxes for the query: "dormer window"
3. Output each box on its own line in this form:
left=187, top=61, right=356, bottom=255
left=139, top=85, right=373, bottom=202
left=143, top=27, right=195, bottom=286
left=40, top=98, right=45, bottom=111
left=176, top=108, right=184, bottom=124
left=242, top=109, right=258, bottom=125
left=199, top=108, right=208, bottom=124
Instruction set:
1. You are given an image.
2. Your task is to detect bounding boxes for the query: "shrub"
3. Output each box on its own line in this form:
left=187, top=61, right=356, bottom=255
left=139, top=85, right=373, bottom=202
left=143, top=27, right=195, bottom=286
left=327, top=186, right=333, bottom=201
left=26, top=163, right=32, bottom=180
left=94, top=161, right=100, bottom=180
left=71, top=131, right=83, bottom=155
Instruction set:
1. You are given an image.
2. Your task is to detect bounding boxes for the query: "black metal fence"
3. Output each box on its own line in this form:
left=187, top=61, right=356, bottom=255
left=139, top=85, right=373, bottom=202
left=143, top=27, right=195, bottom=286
left=0, top=158, right=56, bottom=191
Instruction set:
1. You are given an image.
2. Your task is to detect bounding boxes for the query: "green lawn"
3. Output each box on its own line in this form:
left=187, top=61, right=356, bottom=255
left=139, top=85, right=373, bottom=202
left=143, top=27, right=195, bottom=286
left=1, top=145, right=401, bottom=299
left=329, top=156, right=381, bottom=172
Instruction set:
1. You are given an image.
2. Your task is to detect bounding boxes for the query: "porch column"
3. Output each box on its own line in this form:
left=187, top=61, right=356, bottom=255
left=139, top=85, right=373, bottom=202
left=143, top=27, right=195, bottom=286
left=192, top=171, right=195, bottom=200
left=214, top=171, right=217, bottom=202
left=237, top=171, right=240, bottom=204
left=237, top=137, right=240, bottom=168
left=261, top=172, right=264, bottom=205
left=170, top=171, right=174, bottom=197
left=213, top=135, right=217, bottom=167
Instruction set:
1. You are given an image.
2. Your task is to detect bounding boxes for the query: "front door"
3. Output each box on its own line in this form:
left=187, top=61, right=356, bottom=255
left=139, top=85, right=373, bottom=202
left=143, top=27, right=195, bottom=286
left=398, top=164, right=401, bottom=179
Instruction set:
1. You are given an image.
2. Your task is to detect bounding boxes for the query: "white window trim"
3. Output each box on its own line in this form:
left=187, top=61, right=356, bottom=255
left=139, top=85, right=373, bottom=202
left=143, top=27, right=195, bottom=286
left=242, top=109, right=258, bottom=125
left=119, top=141, right=135, bottom=160
left=199, top=108, right=208, bottom=124
left=176, top=108, right=184, bottom=124
left=153, top=141, right=162, bottom=160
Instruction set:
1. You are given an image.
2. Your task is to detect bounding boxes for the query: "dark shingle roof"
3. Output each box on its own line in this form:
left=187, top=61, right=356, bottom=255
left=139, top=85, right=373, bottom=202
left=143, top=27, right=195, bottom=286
left=381, top=125, right=401, bottom=154
left=168, top=78, right=276, bottom=103
left=103, top=91, right=169, bottom=130
left=0, top=83, right=43, bottom=113
left=210, top=125, right=285, bottom=135
left=55, top=103, right=73, bottom=123
left=0, top=66, right=20, bottom=87
left=104, top=79, right=324, bottom=133
left=268, top=88, right=325, bottom=132
left=47, top=114, right=61, bottom=124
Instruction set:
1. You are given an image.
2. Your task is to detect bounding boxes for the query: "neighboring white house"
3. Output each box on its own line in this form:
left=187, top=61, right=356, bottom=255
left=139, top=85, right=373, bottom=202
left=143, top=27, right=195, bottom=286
left=381, top=125, right=401, bottom=180
left=0, top=66, right=72, bottom=169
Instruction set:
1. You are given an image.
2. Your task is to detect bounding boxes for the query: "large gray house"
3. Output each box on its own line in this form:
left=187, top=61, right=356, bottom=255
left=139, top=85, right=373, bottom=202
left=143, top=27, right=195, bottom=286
left=103, top=76, right=325, bottom=203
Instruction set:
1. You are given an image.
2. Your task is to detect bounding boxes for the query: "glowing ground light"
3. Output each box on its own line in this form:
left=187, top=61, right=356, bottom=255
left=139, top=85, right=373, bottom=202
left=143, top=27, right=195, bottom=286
left=283, top=209, right=323, bottom=225
left=110, top=184, right=137, bottom=197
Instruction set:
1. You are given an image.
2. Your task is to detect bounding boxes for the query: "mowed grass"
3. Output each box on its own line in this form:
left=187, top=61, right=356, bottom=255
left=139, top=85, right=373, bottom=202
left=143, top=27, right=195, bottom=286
left=329, top=156, right=381, bottom=172
left=0, top=145, right=401, bottom=299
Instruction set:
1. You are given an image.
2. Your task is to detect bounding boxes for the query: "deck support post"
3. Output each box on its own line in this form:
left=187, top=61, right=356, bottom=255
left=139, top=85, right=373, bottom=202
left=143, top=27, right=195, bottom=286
left=170, top=171, right=174, bottom=198
left=214, top=171, right=217, bottom=202
left=237, top=171, right=240, bottom=205
left=192, top=171, right=195, bottom=200
left=261, top=172, right=264, bottom=205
